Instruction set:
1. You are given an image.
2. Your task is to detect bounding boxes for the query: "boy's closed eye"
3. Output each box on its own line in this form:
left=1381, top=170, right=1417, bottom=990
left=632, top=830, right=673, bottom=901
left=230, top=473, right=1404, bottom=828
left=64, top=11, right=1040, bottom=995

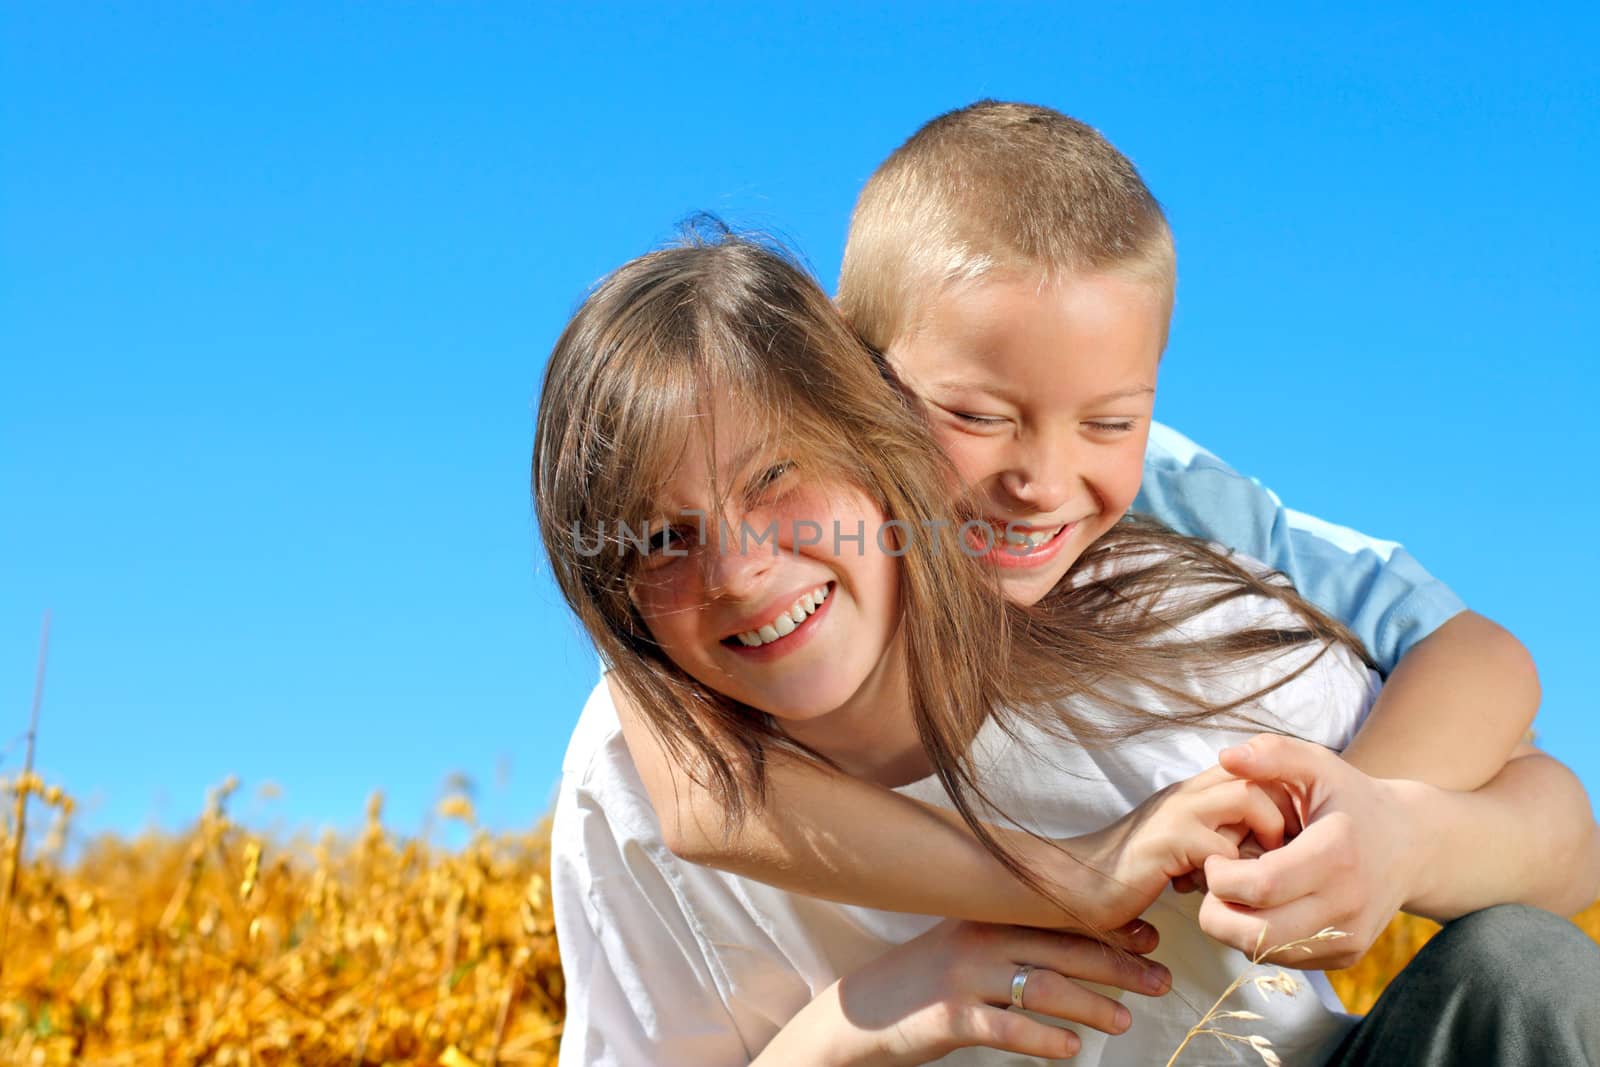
left=1083, top=419, right=1139, bottom=434
left=944, top=407, right=1140, bottom=435
left=950, top=409, right=1009, bottom=427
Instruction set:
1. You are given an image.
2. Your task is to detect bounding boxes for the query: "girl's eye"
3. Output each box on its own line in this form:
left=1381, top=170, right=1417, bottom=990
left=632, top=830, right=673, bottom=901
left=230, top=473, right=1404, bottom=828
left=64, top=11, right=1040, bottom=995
left=1084, top=419, right=1137, bottom=433
left=642, top=525, right=690, bottom=560
left=951, top=410, right=1006, bottom=426
left=753, top=461, right=795, bottom=493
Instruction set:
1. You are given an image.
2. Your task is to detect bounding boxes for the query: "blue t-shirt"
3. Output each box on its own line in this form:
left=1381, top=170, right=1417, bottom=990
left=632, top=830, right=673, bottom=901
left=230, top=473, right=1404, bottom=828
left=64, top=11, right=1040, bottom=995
left=1136, top=422, right=1465, bottom=674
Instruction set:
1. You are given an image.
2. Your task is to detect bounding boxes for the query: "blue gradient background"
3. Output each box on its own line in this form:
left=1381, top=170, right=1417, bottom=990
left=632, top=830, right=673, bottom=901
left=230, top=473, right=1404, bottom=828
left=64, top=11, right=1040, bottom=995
left=3, top=4, right=1596, bottom=839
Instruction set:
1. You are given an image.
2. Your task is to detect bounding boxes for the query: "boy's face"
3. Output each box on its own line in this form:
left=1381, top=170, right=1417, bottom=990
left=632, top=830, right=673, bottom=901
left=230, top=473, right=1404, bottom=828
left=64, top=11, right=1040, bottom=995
left=887, top=270, right=1169, bottom=607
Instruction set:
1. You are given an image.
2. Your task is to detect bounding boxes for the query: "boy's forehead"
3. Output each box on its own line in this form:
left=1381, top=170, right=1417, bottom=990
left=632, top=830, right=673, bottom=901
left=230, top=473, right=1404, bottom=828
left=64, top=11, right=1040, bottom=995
left=931, top=267, right=1169, bottom=332
left=891, top=269, right=1170, bottom=385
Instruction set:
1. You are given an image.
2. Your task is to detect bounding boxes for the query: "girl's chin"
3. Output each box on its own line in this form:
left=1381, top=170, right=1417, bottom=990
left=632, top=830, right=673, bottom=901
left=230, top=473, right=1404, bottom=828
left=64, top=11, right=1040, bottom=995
left=747, top=689, right=860, bottom=726
left=760, top=699, right=849, bottom=724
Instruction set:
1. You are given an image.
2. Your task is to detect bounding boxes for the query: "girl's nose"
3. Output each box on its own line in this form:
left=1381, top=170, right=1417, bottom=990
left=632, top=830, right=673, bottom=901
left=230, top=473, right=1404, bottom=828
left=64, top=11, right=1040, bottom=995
left=704, top=521, right=777, bottom=600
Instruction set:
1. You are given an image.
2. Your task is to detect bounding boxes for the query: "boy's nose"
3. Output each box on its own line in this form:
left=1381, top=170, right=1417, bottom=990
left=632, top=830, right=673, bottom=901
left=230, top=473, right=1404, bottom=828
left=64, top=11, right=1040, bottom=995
left=998, top=437, right=1073, bottom=514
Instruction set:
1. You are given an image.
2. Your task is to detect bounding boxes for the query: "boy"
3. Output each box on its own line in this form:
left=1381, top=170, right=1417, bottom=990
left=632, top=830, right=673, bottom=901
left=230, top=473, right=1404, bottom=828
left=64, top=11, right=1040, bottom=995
left=603, top=102, right=1600, bottom=1061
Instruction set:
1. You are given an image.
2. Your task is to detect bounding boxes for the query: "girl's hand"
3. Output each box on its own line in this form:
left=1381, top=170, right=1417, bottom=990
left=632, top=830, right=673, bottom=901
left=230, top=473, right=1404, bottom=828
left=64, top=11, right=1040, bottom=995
left=755, top=919, right=1171, bottom=1066
left=1064, top=764, right=1300, bottom=932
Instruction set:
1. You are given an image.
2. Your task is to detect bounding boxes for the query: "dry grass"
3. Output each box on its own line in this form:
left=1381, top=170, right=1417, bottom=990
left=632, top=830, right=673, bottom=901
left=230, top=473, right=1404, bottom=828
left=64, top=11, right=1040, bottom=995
left=1329, top=897, right=1600, bottom=1014
left=2, top=770, right=1597, bottom=1065
left=1168, top=926, right=1351, bottom=1067
left=0, top=776, right=562, bottom=1066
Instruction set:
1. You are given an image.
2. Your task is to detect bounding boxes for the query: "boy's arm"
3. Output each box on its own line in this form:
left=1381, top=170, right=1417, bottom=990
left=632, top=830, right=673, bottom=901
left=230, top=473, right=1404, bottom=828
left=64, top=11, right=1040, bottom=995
left=1397, top=745, right=1600, bottom=921
left=1339, top=610, right=1538, bottom=788
left=1142, top=426, right=1595, bottom=958
left=1138, top=423, right=1463, bottom=671
left=1138, top=422, right=1536, bottom=789
left=1198, top=736, right=1600, bottom=968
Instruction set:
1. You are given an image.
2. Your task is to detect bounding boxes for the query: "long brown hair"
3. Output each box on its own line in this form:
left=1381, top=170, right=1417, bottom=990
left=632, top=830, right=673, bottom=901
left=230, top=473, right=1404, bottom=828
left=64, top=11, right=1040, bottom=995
left=533, top=223, right=1369, bottom=902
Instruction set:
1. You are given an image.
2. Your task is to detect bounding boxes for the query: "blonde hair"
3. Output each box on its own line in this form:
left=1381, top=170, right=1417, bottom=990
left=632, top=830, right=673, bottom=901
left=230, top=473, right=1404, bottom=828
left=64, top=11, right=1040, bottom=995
left=534, top=225, right=1368, bottom=911
left=838, top=100, right=1175, bottom=352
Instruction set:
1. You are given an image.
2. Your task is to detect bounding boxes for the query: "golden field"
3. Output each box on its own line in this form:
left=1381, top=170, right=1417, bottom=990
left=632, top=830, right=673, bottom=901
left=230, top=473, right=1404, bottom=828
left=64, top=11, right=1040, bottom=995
left=2, top=774, right=1597, bottom=1065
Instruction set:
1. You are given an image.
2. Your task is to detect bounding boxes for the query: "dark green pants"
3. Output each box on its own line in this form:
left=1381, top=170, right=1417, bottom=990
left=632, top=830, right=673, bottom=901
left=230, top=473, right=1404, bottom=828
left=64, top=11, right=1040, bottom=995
left=1327, top=904, right=1600, bottom=1065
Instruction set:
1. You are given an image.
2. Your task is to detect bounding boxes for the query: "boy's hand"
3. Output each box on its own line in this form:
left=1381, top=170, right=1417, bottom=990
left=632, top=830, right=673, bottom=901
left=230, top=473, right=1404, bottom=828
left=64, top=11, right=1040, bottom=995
left=1193, top=734, right=1423, bottom=969
left=1066, top=764, right=1299, bottom=933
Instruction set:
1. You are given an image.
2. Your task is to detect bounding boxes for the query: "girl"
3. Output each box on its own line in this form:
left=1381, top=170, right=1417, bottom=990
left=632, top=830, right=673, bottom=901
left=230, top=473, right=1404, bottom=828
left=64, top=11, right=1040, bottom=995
left=535, top=230, right=1382, bottom=1065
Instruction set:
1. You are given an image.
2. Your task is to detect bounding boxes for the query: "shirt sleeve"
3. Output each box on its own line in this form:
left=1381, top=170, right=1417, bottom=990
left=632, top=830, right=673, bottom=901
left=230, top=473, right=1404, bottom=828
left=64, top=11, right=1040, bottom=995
left=1072, top=545, right=1386, bottom=786
left=1134, top=422, right=1466, bottom=674
left=551, top=767, right=751, bottom=1067
left=1202, top=597, right=1384, bottom=755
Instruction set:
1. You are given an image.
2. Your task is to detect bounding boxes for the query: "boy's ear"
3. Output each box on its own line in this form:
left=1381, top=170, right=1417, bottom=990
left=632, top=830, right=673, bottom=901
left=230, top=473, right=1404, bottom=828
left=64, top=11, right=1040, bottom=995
left=875, top=351, right=941, bottom=427
left=864, top=340, right=911, bottom=394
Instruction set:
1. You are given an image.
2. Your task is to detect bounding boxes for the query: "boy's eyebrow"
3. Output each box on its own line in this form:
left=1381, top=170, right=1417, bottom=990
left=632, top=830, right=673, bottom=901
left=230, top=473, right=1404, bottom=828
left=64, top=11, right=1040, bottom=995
left=1085, top=386, right=1156, bottom=405
left=929, top=379, right=1155, bottom=406
left=927, top=376, right=1015, bottom=398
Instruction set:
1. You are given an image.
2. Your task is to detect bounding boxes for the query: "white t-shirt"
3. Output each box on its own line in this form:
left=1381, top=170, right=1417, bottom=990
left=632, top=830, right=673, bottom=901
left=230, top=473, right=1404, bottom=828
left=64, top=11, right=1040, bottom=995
left=552, top=566, right=1382, bottom=1066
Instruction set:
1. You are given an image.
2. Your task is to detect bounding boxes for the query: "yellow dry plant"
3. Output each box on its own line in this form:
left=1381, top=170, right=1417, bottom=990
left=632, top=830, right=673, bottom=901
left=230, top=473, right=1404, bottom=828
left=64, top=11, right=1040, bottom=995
left=2, top=772, right=1596, bottom=1065
left=1330, top=898, right=1600, bottom=1014
left=0, top=777, right=562, bottom=1066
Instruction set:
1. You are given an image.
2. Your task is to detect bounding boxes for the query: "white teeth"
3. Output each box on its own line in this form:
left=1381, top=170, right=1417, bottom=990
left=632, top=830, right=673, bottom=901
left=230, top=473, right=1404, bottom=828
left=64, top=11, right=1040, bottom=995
left=733, top=584, right=831, bottom=647
left=1002, top=526, right=1062, bottom=548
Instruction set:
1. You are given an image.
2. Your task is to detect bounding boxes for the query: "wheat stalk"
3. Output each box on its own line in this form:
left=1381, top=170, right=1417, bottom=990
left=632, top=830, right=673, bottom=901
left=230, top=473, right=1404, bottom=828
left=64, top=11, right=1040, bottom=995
left=1165, top=925, right=1350, bottom=1067
left=0, top=611, right=50, bottom=985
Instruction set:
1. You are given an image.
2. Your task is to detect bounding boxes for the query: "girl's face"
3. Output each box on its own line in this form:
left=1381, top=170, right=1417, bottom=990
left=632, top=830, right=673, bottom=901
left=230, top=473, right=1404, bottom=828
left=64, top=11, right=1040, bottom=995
left=627, top=402, right=905, bottom=750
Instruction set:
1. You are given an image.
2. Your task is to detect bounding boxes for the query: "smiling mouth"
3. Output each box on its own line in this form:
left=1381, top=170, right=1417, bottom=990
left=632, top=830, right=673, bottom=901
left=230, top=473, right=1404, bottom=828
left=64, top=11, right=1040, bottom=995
left=970, top=521, right=1070, bottom=552
left=721, top=583, right=833, bottom=649
left=997, top=523, right=1064, bottom=551
left=964, top=519, right=1082, bottom=570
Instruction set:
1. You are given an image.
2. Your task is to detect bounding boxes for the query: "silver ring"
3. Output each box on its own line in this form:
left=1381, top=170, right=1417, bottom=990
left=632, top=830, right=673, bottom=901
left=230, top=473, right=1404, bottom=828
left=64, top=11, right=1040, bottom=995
left=1010, top=964, right=1035, bottom=1010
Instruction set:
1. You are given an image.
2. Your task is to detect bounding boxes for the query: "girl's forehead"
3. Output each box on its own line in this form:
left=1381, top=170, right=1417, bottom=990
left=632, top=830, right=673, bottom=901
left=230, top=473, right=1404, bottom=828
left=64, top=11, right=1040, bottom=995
left=644, top=404, right=780, bottom=509
left=633, top=398, right=764, bottom=508
left=632, top=391, right=861, bottom=521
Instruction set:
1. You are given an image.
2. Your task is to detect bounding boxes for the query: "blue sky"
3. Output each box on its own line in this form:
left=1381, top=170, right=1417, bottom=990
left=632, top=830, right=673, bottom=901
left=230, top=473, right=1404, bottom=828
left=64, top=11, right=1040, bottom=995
left=3, top=3, right=1596, bottom=841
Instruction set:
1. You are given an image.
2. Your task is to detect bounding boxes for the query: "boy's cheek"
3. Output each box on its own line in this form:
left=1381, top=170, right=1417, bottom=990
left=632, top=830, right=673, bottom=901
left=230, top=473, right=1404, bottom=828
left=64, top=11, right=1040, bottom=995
left=1105, top=434, right=1152, bottom=514
left=932, top=432, right=1005, bottom=493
